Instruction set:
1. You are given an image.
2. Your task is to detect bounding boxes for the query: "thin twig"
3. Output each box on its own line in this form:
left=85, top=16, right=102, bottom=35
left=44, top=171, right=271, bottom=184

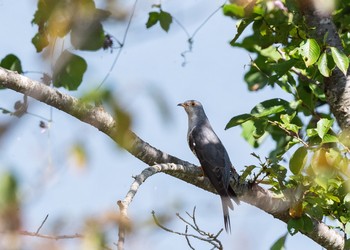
left=19, top=230, right=83, bottom=240
left=191, top=2, right=226, bottom=39
left=152, top=210, right=223, bottom=249
left=116, top=163, right=200, bottom=250
left=267, top=119, right=309, bottom=147
left=184, top=225, right=195, bottom=250
left=173, top=1, right=226, bottom=66
left=97, top=0, right=139, bottom=89
left=36, top=214, right=49, bottom=234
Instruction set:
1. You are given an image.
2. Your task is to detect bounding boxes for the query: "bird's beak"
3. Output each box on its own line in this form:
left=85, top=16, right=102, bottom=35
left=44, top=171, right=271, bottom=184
left=177, top=103, right=184, bottom=107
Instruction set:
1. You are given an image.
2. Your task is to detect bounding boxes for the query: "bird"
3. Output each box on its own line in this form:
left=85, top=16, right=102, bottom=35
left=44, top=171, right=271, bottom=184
left=178, top=100, right=239, bottom=232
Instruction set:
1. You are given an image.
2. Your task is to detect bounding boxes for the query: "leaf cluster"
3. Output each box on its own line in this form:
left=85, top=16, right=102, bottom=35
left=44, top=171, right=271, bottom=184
left=223, top=0, right=350, bottom=243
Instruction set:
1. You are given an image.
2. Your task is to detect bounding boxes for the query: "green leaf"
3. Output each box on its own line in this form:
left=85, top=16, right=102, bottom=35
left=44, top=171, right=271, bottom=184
left=0, top=54, right=23, bottom=73
left=322, top=134, right=338, bottom=143
left=316, top=118, right=333, bottom=139
left=287, top=218, right=303, bottom=235
left=345, top=223, right=350, bottom=237
left=159, top=10, right=172, bottom=32
left=0, top=172, right=18, bottom=208
left=270, top=233, right=287, bottom=250
left=240, top=165, right=256, bottom=182
left=299, top=39, right=320, bottom=67
left=223, top=4, right=245, bottom=18
left=71, top=21, right=105, bottom=51
left=229, top=18, right=254, bottom=45
left=225, top=113, right=253, bottom=129
left=53, top=50, right=87, bottom=90
left=289, top=146, right=307, bottom=175
left=31, top=32, right=49, bottom=52
left=345, top=239, right=350, bottom=250
left=331, top=47, right=349, bottom=75
left=301, top=215, right=314, bottom=233
left=326, top=193, right=340, bottom=203
left=146, top=12, right=160, bottom=28
left=253, top=119, right=267, bottom=138
left=251, top=98, right=291, bottom=118
left=344, top=193, right=350, bottom=204
left=241, top=120, right=267, bottom=147
left=280, top=113, right=295, bottom=124
left=306, top=128, right=318, bottom=137
left=317, top=52, right=331, bottom=77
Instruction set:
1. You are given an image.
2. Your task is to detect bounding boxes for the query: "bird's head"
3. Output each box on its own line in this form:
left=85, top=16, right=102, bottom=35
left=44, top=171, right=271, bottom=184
left=177, top=100, right=205, bottom=117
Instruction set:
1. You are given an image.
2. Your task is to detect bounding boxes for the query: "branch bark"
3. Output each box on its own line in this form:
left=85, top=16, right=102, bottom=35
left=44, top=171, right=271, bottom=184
left=0, top=67, right=344, bottom=249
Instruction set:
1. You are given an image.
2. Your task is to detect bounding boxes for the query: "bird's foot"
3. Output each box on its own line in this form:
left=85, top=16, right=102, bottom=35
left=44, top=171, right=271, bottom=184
left=198, top=166, right=205, bottom=177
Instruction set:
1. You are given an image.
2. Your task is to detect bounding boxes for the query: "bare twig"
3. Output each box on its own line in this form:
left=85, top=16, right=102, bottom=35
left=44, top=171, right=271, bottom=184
left=184, top=225, right=195, bottom=250
left=19, top=230, right=83, bottom=240
left=35, top=214, right=49, bottom=234
left=117, top=163, right=201, bottom=250
left=172, top=1, right=226, bottom=66
left=97, top=0, right=139, bottom=89
left=152, top=209, right=223, bottom=249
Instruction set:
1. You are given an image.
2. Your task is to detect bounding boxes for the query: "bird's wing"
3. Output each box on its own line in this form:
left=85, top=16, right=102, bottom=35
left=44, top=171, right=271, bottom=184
left=189, top=126, right=231, bottom=196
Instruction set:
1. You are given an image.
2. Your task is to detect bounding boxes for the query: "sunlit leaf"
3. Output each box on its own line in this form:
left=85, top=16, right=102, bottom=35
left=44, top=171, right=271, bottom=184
left=225, top=113, right=252, bottom=129
left=223, top=4, right=245, bottom=18
left=345, top=223, right=350, bottom=237
left=240, top=165, right=256, bottom=182
left=331, top=47, right=349, bottom=75
left=241, top=120, right=266, bottom=147
left=322, top=134, right=338, bottom=143
left=317, top=52, right=331, bottom=77
left=316, top=118, right=333, bottom=139
left=299, top=39, right=320, bottom=67
left=306, top=128, right=318, bottom=137
left=344, top=193, right=350, bottom=204
left=251, top=98, right=291, bottom=118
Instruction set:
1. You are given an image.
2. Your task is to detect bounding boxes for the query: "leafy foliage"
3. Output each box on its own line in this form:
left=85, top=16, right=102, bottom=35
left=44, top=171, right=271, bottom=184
left=223, top=0, right=350, bottom=246
left=32, top=0, right=109, bottom=51
left=30, top=0, right=111, bottom=90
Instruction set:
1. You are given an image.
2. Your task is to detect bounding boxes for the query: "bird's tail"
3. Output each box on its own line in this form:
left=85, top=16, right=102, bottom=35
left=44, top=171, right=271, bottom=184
left=221, top=196, right=233, bottom=233
left=228, top=185, right=240, bottom=205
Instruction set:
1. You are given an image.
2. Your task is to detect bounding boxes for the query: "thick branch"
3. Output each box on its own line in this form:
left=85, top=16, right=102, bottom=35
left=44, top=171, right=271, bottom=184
left=0, top=67, right=344, bottom=249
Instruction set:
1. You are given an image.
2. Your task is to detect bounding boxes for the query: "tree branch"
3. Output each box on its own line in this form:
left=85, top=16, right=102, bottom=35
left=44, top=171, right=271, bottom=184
left=297, top=0, right=350, bottom=131
left=0, top=67, right=344, bottom=249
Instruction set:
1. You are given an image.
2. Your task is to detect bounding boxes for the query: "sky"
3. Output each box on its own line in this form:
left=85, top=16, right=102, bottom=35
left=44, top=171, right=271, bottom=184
left=0, top=0, right=321, bottom=249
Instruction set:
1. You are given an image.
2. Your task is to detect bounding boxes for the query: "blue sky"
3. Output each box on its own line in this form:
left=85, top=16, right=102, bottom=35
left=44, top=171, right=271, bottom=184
left=0, top=0, right=321, bottom=249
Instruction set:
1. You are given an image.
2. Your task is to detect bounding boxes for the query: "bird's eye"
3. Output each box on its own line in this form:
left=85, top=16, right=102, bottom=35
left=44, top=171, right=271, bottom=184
left=191, top=102, right=195, bottom=106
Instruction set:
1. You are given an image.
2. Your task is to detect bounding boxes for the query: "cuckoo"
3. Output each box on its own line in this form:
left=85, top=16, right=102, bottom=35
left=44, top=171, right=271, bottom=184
left=178, top=100, right=239, bottom=232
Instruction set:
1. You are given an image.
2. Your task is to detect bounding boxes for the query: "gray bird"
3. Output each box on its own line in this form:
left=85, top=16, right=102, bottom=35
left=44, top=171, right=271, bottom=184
left=178, top=100, right=239, bottom=232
